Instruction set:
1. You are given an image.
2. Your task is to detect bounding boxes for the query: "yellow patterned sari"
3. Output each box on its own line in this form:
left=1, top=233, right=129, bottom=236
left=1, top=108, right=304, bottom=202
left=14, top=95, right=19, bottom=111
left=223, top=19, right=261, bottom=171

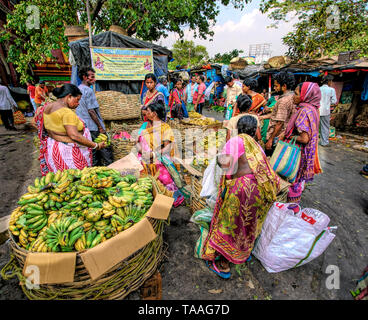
left=202, top=134, right=280, bottom=264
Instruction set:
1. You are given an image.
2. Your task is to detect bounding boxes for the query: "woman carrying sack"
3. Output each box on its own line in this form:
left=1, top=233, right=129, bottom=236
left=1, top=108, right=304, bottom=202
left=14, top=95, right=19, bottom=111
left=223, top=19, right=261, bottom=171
left=279, top=82, right=323, bottom=203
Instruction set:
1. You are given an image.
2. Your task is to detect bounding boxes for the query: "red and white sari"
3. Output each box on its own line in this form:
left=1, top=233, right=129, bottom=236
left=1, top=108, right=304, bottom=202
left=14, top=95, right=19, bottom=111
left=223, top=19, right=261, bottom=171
left=34, top=104, right=92, bottom=175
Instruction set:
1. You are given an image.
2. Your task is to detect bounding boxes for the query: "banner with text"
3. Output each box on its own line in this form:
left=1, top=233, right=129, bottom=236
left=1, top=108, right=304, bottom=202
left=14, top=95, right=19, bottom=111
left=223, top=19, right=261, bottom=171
left=90, top=47, right=154, bottom=80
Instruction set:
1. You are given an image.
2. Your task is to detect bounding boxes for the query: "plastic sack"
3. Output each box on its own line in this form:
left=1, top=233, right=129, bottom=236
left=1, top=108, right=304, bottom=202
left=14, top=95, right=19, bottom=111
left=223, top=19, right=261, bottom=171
left=252, top=202, right=336, bottom=273
left=190, top=207, right=213, bottom=230
left=200, top=157, right=221, bottom=199
left=190, top=208, right=213, bottom=259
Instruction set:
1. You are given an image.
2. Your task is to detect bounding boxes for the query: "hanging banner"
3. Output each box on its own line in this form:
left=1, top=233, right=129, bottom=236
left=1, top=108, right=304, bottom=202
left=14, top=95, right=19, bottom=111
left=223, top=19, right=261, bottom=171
left=90, top=47, right=154, bottom=80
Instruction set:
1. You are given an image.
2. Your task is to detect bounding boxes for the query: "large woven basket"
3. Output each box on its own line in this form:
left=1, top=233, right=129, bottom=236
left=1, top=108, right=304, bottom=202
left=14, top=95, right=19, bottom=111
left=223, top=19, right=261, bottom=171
left=110, top=139, right=137, bottom=161
left=96, top=91, right=141, bottom=121
left=107, top=122, right=143, bottom=161
left=1, top=178, right=169, bottom=300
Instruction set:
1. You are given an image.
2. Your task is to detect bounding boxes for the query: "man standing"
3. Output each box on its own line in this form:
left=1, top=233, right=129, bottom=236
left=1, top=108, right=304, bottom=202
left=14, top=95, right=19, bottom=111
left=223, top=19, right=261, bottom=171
left=27, top=81, right=37, bottom=113
left=193, top=75, right=206, bottom=114
left=0, top=79, right=18, bottom=131
left=224, top=76, right=242, bottom=120
left=260, top=71, right=296, bottom=157
left=77, top=67, right=113, bottom=166
left=184, top=74, right=198, bottom=112
left=34, top=81, right=48, bottom=108
left=319, top=75, right=337, bottom=147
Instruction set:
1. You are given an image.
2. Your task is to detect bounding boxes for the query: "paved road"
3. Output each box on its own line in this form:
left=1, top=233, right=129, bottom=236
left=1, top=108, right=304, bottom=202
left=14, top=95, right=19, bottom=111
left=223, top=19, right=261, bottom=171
left=0, top=115, right=367, bottom=300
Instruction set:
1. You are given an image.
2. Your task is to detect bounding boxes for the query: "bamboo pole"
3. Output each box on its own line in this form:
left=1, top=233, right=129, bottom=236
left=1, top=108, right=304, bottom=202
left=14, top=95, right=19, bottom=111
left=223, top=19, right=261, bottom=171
left=86, top=0, right=96, bottom=92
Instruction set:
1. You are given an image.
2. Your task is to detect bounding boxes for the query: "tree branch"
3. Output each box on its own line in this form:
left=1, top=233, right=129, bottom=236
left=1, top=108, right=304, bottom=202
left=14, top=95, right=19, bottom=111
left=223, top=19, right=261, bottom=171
left=91, top=0, right=107, bottom=21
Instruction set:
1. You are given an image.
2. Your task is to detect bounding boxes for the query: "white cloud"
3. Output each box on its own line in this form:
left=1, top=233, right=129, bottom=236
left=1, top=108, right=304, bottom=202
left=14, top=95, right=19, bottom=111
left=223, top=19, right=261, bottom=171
left=158, top=8, right=297, bottom=59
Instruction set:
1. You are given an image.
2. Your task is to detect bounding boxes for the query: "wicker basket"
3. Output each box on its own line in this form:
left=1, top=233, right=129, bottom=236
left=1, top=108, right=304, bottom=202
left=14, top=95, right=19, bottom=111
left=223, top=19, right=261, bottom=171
left=1, top=175, right=170, bottom=300
left=2, top=217, right=167, bottom=300
left=110, top=139, right=137, bottom=161
left=96, top=91, right=141, bottom=121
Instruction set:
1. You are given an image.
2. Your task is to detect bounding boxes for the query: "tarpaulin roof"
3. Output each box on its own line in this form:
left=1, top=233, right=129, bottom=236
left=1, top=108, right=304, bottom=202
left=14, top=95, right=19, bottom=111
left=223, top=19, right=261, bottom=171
left=68, top=31, right=172, bottom=94
left=69, top=31, right=172, bottom=65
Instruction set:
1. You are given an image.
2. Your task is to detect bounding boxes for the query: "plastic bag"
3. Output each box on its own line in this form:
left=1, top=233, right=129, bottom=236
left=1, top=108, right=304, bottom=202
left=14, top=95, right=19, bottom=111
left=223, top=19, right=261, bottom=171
left=190, top=208, right=213, bottom=259
left=200, top=157, right=221, bottom=198
left=190, top=207, right=213, bottom=230
left=252, top=202, right=336, bottom=273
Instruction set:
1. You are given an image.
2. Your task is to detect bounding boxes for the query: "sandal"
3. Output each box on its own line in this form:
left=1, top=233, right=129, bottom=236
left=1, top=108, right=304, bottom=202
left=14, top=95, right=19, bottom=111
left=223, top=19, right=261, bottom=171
left=206, top=260, right=231, bottom=279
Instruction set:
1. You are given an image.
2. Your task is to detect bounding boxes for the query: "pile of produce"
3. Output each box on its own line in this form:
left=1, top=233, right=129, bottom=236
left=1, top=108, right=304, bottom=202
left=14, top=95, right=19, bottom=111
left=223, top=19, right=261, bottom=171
left=188, top=111, right=203, bottom=119
left=211, top=105, right=225, bottom=113
left=185, top=117, right=221, bottom=126
left=8, top=168, right=154, bottom=252
left=93, top=133, right=111, bottom=147
left=192, top=130, right=226, bottom=170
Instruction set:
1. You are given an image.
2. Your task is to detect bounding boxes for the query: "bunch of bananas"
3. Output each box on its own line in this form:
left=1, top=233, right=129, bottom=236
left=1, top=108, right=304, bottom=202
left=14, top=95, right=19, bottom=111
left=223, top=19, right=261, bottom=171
left=44, top=217, right=85, bottom=252
left=8, top=168, right=156, bottom=252
left=93, top=133, right=111, bottom=146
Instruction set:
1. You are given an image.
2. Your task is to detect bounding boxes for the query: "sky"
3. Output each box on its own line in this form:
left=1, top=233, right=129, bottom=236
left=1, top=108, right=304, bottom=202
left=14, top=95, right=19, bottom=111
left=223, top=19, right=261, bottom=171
left=158, top=0, right=297, bottom=59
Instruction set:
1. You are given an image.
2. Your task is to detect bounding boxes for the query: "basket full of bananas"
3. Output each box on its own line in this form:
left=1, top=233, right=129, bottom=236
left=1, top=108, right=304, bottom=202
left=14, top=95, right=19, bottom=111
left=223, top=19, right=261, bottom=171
left=2, top=167, right=173, bottom=300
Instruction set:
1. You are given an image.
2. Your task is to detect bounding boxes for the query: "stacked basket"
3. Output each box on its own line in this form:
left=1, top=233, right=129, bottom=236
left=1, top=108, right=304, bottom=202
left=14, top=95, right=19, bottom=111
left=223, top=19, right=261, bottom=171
left=95, top=91, right=141, bottom=121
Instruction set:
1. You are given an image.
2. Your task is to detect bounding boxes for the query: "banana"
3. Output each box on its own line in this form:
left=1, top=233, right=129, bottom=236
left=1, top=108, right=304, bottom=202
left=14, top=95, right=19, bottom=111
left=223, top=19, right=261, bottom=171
left=90, top=233, right=102, bottom=248
left=103, top=209, right=115, bottom=218
left=53, top=170, right=62, bottom=183
left=45, top=172, right=54, bottom=185
left=34, top=177, right=40, bottom=188
left=67, top=221, right=84, bottom=233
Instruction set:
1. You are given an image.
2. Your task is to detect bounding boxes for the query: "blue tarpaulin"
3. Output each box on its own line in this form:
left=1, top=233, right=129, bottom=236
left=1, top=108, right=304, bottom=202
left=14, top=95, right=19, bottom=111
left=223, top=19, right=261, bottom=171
left=293, top=71, right=321, bottom=78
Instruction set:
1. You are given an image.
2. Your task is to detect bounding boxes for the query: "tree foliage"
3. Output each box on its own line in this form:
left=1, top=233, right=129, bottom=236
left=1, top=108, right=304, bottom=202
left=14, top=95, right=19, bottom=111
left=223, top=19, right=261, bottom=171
left=0, top=0, right=81, bottom=83
left=169, top=40, right=209, bottom=70
left=260, top=0, right=368, bottom=60
left=212, top=49, right=244, bottom=64
left=1, top=0, right=250, bottom=83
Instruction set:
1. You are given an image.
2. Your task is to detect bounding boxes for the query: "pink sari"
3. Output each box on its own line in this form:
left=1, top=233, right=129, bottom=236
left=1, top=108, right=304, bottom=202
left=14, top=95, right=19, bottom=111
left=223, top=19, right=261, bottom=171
left=285, top=82, right=322, bottom=202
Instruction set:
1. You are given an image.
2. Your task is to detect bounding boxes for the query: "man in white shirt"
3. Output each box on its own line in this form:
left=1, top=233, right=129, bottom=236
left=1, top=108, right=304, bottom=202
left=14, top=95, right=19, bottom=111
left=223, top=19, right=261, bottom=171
left=319, top=75, right=337, bottom=147
left=0, top=79, right=18, bottom=131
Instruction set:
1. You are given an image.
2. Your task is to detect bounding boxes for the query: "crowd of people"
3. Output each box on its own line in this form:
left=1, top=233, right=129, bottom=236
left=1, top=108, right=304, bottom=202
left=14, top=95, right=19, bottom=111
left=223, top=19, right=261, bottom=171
left=1, top=68, right=339, bottom=280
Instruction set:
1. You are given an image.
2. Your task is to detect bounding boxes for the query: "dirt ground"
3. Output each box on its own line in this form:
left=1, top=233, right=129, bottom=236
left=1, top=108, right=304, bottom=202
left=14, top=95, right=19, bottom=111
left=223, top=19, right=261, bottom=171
left=0, top=113, right=367, bottom=300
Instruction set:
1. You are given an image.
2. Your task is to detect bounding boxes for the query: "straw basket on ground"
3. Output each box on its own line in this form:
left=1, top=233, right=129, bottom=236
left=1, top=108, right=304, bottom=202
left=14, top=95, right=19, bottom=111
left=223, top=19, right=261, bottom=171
left=1, top=178, right=169, bottom=300
left=96, top=91, right=141, bottom=121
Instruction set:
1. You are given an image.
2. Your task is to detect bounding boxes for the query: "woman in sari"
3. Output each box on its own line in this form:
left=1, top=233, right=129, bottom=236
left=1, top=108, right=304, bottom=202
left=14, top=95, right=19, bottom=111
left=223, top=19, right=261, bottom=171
left=280, top=82, right=322, bottom=203
left=32, top=84, right=106, bottom=176
left=168, top=78, right=188, bottom=120
left=232, top=78, right=266, bottom=117
left=202, top=115, right=280, bottom=279
left=141, top=73, right=165, bottom=121
left=136, top=102, right=185, bottom=207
